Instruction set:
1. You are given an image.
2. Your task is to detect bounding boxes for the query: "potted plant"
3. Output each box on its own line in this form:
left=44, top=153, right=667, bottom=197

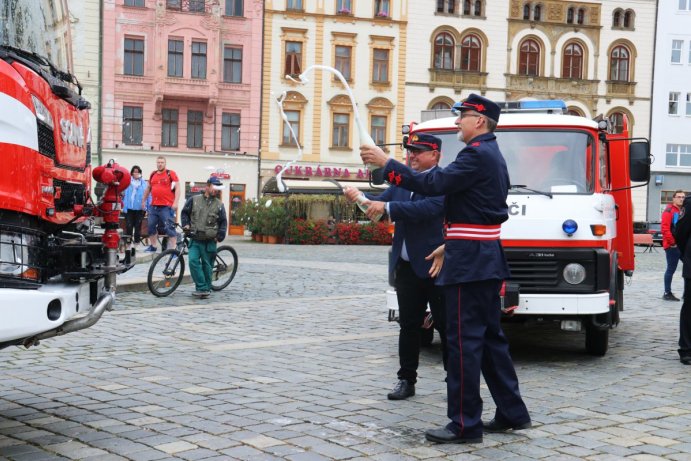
left=265, top=202, right=290, bottom=243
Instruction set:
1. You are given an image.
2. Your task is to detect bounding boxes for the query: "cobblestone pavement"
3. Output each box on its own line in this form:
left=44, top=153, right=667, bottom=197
left=1, top=239, right=691, bottom=460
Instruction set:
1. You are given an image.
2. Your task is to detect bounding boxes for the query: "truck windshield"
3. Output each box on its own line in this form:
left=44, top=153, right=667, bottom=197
left=415, top=129, right=593, bottom=195
left=0, top=0, right=71, bottom=75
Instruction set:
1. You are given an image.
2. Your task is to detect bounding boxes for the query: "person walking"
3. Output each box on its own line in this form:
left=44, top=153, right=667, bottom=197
left=141, top=156, right=181, bottom=253
left=345, top=133, right=447, bottom=401
left=360, top=94, right=530, bottom=444
left=121, top=165, right=150, bottom=251
left=662, top=190, right=685, bottom=301
left=180, top=176, right=227, bottom=299
left=672, top=195, right=691, bottom=365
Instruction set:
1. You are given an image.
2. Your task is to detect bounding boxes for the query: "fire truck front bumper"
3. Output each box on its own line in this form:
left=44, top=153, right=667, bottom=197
left=511, top=292, right=610, bottom=316
left=0, top=279, right=106, bottom=344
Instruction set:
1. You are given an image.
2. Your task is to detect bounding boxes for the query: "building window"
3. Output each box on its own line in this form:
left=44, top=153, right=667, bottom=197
left=519, top=39, right=540, bottom=76
left=436, top=0, right=454, bottom=13
left=223, top=47, right=242, bottom=83
left=672, top=40, right=683, bottom=64
left=334, top=45, right=352, bottom=80
left=166, top=0, right=180, bottom=9
left=371, top=115, right=386, bottom=145
left=332, top=113, right=349, bottom=147
left=670, top=92, right=680, bottom=115
left=337, top=0, right=352, bottom=14
left=433, top=33, right=454, bottom=70
left=285, top=41, right=302, bottom=78
left=666, top=144, right=691, bottom=167
left=221, top=113, right=240, bottom=151
left=612, top=10, right=621, bottom=27
left=167, top=39, right=183, bottom=77
left=431, top=101, right=451, bottom=110
left=375, top=0, right=389, bottom=17
left=161, top=109, right=178, bottom=147
left=287, top=0, right=303, bottom=10
left=460, top=34, right=481, bottom=71
left=463, top=0, right=471, bottom=15
left=372, top=49, right=389, bottom=83
left=680, top=0, right=691, bottom=10
left=609, top=45, right=629, bottom=81
left=191, top=42, right=207, bottom=79
left=122, top=106, right=143, bottom=145
left=474, top=0, right=482, bottom=16
left=226, top=0, right=243, bottom=16
left=533, top=4, right=541, bottom=20
left=124, top=38, right=144, bottom=76
left=687, top=93, right=691, bottom=116
left=623, top=10, right=633, bottom=28
left=189, top=0, right=205, bottom=13
left=689, top=40, right=691, bottom=63
left=124, top=0, right=145, bottom=6
left=282, top=110, right=300, bottom=145
left=562, top=42, right=583, bottom=79
left=609, top=112, right=624, bottom=134
left=187, top=110, right=203, bottom=148
left=523, top=3, right=530, bottom=20
left=567, top=7, right=574, bottom=23
left=577, top=8, right=585, bottom=24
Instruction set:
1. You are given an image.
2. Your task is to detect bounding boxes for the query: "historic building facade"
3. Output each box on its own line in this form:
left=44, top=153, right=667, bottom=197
left=101, top=0, right=263, bottom=233
left=260, top=0, right=408, bottom=191
left=405, top=0, right=656, bottom=220
left=648, top=0, right=691, bottom=221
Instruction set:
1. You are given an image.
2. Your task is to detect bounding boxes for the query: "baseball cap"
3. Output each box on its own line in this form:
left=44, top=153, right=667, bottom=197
left=207, top=176, right=225, bottom=191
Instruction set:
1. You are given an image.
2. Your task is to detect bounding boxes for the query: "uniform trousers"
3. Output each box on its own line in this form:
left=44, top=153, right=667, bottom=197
left=680, top=278, right=691, bottom=358
left=188, top=240, right=217, bottom=292
left=444, top=279, right=530, bottom=438
left=394, top=260, right=447, bottom=383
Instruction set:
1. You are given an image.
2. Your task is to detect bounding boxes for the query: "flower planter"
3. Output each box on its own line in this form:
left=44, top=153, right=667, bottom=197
left=267, top=235, right=279, bottom=244
left=262, top=235, right=269, bottom=243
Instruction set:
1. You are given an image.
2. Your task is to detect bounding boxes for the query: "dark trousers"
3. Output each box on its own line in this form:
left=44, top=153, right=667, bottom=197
left=394, top=260, right=447, bottom=384
left=444, top=280, right=530, bottom=438
left=125, top=210, right=145, bottom=244
left=665, top=247, right=681, bottom=294
left=681, top=279, right=691, bottom=357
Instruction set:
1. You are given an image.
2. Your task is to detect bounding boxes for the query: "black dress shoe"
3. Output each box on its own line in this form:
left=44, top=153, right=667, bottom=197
left=663, top=292, right=681, bottom=301
left=483, top=417, right=532, bottom=433
left=387, top=379, right=415, bottom=400
left=680, top=356, right=691, bottom=365
left=425, top=427, right=482, bottom=444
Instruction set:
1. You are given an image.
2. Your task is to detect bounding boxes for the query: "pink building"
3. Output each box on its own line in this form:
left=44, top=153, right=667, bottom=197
left=101, top=0, right=263, bottom=232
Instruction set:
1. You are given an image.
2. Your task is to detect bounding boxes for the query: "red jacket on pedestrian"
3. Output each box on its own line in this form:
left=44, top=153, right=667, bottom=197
left=661, top=203, right=681, bottom=250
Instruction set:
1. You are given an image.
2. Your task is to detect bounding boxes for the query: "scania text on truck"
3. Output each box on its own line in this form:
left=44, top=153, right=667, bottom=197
left=387, top=100, right=650, bottom=356
left=0, top=0, right=132, bottom=350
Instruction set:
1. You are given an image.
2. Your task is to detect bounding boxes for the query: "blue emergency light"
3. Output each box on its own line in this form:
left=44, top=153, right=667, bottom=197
left=497, top=100, right=567, bottom=114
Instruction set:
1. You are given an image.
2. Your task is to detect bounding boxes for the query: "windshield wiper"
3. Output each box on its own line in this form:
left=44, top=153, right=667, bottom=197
left=510, top=184, right=553, bottom=199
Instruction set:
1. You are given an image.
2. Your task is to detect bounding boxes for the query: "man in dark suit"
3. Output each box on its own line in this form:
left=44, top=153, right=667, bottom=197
left=345, top=134, right=446, bottom=400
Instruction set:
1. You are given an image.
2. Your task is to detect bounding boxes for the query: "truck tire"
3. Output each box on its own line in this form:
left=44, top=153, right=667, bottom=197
left=585, top=325, right=608, bottom=356
left=420, top=327, right=434, bottom=346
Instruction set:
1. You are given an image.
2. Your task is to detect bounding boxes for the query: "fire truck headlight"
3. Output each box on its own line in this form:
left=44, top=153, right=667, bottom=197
left=31, top=95, right=54, bottom=129
left=562, top=219, right=578, bottom=236
left=563, top=263, right=586, bottom=285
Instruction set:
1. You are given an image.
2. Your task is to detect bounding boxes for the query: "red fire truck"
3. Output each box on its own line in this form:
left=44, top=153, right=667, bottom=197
left=0, top=1, right=131, bottom=349
left=388, top=100, right=650, bottom=356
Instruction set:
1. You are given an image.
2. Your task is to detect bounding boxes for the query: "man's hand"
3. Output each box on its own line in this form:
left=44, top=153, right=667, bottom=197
left=365, top=200, right=385, bottom=220
left=343, top=186, right=361, bottom=203
left=360, top=144, right=388, bottom=168
left=425, top=244, right=445, bottom=278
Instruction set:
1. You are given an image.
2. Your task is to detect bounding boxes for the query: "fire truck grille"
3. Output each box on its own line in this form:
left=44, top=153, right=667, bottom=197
left=53, top=180, right=86, bottom=212
left=507, top=260, right=559, bottom=290
left=37, top=121, right=56, bottom=160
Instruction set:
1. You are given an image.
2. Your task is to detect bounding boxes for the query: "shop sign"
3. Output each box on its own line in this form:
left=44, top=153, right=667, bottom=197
left=274, top=164, right=371, bottom=179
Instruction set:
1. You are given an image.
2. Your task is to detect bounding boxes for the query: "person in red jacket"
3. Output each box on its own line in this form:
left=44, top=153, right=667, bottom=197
left=661, top=190, right=686, bottom=301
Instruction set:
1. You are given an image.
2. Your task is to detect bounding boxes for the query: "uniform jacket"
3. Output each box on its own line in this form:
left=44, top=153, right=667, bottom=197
left=122, top=178, right=151, bottom=213
left=180, top=194, right=228, bottom=242
left=382, top=132, right=511, bottom=285
left=365, top=166, right=445, bottom=280
left=661, top=203, right=681, bottom=250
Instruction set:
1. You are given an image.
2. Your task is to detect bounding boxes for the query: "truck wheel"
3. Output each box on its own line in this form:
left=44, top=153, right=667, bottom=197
left=420, top=327, right=434, bottom=346
left=585, top=325, right=608, bottom=356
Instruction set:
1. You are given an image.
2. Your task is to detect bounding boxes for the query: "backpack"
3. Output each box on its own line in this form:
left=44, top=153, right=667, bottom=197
left=150, top=169, right=175, bottom=191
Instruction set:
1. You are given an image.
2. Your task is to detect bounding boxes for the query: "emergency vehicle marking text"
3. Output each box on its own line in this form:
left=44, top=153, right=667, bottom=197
left=60, top=119, right=84, bottom=148
left=509, top=203, right=527, bottom=216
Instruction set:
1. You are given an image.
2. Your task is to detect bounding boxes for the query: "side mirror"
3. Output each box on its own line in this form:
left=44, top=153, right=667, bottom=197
left=629, top=141, right=650, bottom=183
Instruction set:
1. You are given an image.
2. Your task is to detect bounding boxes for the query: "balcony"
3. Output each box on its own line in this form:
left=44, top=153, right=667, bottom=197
left=429, top=68, right=488, bottom=92
left=165, top=0, right=208, bottom=14
left=114, top=75, right=154, bottom=97
left=156, top=77, right=217, bottom=101
left=606, top=81, right=637, bottom=103
left=505, top=74, right=599, bottom=100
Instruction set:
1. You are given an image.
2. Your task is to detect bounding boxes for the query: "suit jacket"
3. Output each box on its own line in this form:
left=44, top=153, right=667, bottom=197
left=367, top=166, right=445, bottom=280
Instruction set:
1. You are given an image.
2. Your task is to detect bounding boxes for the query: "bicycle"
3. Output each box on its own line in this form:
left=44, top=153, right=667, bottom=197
left=147, top=222, right=238, bottom=297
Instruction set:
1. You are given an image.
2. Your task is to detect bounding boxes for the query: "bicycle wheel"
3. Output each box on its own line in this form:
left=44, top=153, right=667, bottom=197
left=210, top=245, right=238, bottom=291
left=147, top=249, right=185, bottom=297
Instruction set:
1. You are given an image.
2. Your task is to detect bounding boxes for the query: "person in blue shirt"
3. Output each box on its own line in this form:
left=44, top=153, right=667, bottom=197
left=122, top=165, right=151, bottom=251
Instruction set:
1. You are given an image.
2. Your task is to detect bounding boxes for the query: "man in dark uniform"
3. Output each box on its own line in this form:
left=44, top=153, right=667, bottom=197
left=345, top=134, right=447, bottom=400
left=360, top=94, right=530, bottom=444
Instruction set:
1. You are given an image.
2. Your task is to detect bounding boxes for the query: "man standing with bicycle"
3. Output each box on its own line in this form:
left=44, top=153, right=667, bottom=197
left=181, top=176, right=228, bottom=299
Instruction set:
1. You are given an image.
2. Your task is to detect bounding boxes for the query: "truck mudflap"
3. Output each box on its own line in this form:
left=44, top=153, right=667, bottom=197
left=0, top=279, right=111, bottom=348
